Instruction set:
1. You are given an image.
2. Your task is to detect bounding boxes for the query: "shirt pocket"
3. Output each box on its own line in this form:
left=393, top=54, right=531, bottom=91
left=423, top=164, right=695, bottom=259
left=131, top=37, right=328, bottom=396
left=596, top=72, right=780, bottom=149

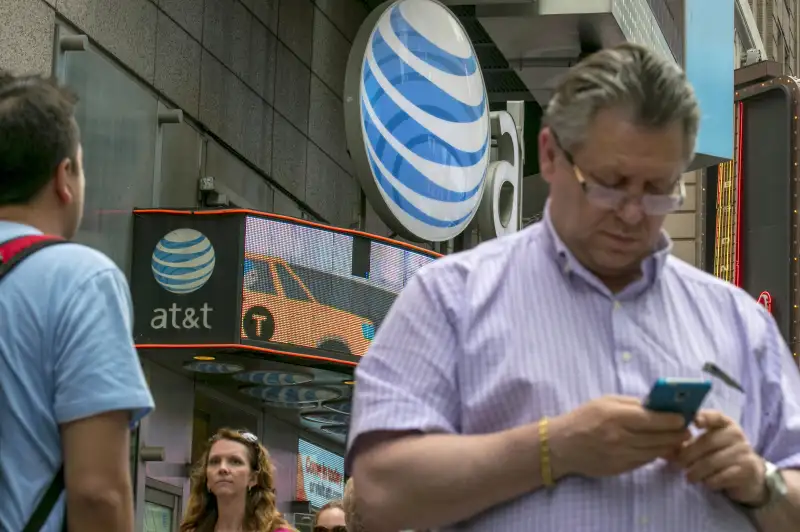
left=703, top=382, right=746, bottom=425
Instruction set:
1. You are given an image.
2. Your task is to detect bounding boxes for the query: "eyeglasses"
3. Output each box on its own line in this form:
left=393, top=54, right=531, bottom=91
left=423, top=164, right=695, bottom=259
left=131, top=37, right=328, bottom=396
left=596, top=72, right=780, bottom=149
left=314, top=527, right=348, bottom=532
left=552, top=131, right=685, bottom=216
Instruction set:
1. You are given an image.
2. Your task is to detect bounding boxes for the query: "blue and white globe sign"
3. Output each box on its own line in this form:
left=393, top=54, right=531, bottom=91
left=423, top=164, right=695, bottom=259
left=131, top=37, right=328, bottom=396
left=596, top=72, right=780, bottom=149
left=151, top=228, right=216, bottom=294
left=344, top=0, right=489, bottom=242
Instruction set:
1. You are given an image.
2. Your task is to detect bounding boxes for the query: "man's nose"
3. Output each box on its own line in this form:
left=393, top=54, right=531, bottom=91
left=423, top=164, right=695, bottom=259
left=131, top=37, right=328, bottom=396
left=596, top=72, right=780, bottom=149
left=617, top=197, right=645, bottom=225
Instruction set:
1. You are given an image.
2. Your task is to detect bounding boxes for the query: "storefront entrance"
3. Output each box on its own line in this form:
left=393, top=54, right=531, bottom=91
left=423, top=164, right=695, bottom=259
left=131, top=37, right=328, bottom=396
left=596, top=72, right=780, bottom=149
left=134, top=365, right=265, bottom=532
left=190, top=388, right=263, bottom=465
left=131, top=208, right=440, bottom=530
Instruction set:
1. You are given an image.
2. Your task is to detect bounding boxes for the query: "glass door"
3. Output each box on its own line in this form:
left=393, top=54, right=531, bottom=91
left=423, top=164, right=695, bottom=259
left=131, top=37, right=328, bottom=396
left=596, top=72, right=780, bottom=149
left=143, top=478, right=182, bottom=532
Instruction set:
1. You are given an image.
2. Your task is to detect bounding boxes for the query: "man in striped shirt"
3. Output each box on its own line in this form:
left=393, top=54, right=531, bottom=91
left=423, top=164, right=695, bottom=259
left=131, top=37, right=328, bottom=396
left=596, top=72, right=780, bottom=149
left=346, top=43, right=800, bottom=531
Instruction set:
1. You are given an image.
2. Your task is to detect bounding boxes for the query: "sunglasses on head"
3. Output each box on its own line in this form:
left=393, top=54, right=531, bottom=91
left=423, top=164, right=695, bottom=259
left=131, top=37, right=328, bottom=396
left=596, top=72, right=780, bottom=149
left=238, top=431, right=258, bottom=443
left=208, top=431, right=263, bottom=468
left=313, top=527, right=347, bottom=532
left=209, top=430, right=259, bottom=444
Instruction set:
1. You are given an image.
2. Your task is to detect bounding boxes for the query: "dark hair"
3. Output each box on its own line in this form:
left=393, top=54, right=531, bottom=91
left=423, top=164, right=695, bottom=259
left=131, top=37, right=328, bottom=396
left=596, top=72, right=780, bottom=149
left=0, top=71, right=80, bottom=206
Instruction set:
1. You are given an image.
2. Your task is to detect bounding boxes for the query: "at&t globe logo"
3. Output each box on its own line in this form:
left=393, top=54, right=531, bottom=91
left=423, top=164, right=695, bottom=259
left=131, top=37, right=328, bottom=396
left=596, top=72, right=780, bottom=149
left=344, top=0, right=489, bottom=242
left=151, top=228, right=216, bottom=294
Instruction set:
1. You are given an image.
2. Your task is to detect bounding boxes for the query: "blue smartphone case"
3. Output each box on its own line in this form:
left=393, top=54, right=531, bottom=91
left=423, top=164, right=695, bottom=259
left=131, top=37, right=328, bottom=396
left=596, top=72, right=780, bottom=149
left=644, top=378, right=712, bottom=426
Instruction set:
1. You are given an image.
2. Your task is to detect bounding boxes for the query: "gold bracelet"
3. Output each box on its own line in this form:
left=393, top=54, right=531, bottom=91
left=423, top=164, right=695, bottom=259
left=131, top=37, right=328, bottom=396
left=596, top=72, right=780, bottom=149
left=539, top=417, right=555, bottom=489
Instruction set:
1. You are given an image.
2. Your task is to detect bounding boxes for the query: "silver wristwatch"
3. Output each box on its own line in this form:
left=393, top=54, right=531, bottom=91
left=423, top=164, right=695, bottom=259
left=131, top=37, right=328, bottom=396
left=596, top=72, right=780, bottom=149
left=746, top=461, right=789, bottom=510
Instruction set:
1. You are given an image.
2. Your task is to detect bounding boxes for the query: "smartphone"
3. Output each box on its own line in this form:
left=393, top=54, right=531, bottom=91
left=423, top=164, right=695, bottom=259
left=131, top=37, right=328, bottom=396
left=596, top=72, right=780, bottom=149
left=644, top=378, right=712, bottom=426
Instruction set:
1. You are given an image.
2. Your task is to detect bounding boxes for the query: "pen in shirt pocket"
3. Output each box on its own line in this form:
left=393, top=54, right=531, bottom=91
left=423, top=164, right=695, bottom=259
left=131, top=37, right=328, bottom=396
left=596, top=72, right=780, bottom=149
left=702, top=362, right=745, bottom=393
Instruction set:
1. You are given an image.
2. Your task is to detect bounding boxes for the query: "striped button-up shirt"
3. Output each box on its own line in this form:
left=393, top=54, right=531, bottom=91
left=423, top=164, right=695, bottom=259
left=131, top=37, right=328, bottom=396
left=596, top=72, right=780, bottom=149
left=347, top=207, right=800, bottom=531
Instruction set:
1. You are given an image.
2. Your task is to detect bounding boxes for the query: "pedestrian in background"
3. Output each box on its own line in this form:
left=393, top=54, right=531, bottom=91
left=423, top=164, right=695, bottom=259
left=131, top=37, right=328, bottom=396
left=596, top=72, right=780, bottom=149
left=181, top=428, right=294, bottom=532
left=345, top=43, right=800, bottom=531
left=0, top=71, right=154, bottom=531
left=314, top=498, right=346, bottom=532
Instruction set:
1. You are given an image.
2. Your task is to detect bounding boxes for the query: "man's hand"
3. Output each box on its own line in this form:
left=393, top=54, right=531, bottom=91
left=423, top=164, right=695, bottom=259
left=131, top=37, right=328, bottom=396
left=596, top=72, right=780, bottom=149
left=552, top=396, right=691, bottom=479
left=675, top=410, right=766, bottom=505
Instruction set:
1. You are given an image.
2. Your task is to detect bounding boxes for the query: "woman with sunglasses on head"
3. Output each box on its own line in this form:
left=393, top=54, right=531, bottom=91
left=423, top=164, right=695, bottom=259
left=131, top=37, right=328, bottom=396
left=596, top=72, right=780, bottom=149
left=313, top=499, right=347, bottom=532
left=181, top=428, right=295, bottom=532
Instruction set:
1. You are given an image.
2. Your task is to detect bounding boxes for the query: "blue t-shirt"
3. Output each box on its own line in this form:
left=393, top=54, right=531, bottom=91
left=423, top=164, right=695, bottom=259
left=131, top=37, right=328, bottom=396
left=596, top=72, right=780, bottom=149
left=0, top=221, right=155, bottom=531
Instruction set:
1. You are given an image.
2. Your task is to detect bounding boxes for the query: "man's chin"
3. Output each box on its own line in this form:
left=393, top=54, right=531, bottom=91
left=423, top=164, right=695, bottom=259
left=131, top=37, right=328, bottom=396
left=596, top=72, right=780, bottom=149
left=590, top=250, right=645, bottom=278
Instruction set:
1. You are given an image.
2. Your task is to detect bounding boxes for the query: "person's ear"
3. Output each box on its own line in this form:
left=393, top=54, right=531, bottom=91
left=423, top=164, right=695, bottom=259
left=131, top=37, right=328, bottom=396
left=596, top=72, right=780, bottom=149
left=538, top=127, right=559, bottom=185
left=53, top=157, right=75, bottom=205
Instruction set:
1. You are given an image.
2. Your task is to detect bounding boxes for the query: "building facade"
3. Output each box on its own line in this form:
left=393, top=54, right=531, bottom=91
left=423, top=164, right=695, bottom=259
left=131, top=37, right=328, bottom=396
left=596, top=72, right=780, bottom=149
left=1, top=0, right=396, bottom=265
left=735, top=0, right=799, bottom=73
left=754, top=0, right=799, bottom=73
left=2, top=1, right=384, bottom=529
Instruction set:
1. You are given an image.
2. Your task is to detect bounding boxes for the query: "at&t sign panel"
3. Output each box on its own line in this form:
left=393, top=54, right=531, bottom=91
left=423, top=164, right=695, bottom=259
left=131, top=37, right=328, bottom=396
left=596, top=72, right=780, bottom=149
left=345, top=0, right=501, bottom=242
left=130, top=212, right=244, bottom=345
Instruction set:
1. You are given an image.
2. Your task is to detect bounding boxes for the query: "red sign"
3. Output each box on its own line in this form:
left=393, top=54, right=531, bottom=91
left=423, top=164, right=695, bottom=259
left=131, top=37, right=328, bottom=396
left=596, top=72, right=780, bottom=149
left=757, top=291, right=772, bottom=314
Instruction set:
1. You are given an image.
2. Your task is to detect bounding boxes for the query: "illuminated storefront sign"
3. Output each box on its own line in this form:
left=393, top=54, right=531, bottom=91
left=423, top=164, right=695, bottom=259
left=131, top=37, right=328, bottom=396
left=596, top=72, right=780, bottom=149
left=131, top=209, right=439, bottom=366
left=713, top=103, right=743, bottom=285
left=757, top=291, right=772, bottom=314
left=241, top=215, right=437, bottom=359
left=343, top=0, right=520, bottom=242
left=295, top=439, right=344, bottom=508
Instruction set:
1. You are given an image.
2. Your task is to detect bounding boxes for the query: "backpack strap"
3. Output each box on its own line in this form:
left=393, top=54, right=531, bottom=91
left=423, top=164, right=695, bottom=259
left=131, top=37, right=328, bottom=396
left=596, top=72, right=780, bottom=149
left=0, top=235, right=66, bottom=280
left=22, top=467, right=65, bottom=532
left=0, top=234, right=68, bottom=531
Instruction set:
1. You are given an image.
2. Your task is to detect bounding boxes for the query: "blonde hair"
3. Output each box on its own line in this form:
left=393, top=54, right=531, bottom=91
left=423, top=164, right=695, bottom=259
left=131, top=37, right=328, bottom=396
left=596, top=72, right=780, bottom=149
left=180, top=428, right=294, bottom=532
left=313, top=499, right=344, bottom=526
left=343, top=478, right=365, bottom=532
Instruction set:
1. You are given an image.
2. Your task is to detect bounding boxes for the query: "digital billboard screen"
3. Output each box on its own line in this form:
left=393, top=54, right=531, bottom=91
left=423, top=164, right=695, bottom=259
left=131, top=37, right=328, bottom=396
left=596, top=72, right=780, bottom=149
left=241, top=215, right=437, bottom=359
left=296, top=439, right=344, bottom=509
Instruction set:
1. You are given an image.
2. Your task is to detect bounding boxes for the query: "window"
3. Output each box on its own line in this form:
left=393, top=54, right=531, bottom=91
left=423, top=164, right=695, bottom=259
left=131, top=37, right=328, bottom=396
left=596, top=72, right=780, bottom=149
left=144, top=479, right=182, bottom=532
left=243, top=258, right=276, bottom=295
left=144, top=501, right=173, bottom=532
left=276, top=263, right=310, bottom=302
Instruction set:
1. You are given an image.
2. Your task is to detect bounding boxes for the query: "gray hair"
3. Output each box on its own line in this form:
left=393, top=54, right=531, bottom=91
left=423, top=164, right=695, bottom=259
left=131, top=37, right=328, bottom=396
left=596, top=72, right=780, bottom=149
left=544, top=43, right=700, bottom=161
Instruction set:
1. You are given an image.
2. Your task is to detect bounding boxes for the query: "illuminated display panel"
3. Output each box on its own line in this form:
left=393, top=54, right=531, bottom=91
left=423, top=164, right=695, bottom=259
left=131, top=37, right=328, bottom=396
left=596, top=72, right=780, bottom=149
left=296, top=439, right=344, bottom=508
left=713, top=103, right=742, bottom=285
left=712, top=78, right=799, bottom=360
left=241, top=215, right=438, bottom=358
left=713, top=103, right=780, bottom=317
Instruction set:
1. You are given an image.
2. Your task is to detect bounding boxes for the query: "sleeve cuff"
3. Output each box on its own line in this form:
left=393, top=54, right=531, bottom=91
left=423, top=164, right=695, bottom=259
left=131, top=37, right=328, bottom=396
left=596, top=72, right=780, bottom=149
left=774, top=455, right=800, bottom=471
left=55, top=392, right=155, bottom=430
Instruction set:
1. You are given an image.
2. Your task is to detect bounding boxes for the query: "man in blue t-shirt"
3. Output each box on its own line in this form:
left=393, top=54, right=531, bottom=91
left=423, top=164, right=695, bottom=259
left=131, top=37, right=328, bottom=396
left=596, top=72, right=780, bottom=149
left=0, top=72, right=154, bottom=531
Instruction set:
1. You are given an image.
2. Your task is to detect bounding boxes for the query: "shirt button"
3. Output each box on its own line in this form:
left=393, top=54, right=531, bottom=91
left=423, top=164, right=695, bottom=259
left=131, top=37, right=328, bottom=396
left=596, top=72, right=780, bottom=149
left=613, top=301, right=621, bottom=310
left=640, top=516, right=649, bottom=525
left=621, top=351, right=632, bottom=362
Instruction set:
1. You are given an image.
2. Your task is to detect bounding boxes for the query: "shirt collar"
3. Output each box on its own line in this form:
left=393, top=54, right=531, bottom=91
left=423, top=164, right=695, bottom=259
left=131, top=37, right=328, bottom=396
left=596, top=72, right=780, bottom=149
left=541, top=200, right=673, bottom=295
left=0, top=220, right=42, bottom=238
